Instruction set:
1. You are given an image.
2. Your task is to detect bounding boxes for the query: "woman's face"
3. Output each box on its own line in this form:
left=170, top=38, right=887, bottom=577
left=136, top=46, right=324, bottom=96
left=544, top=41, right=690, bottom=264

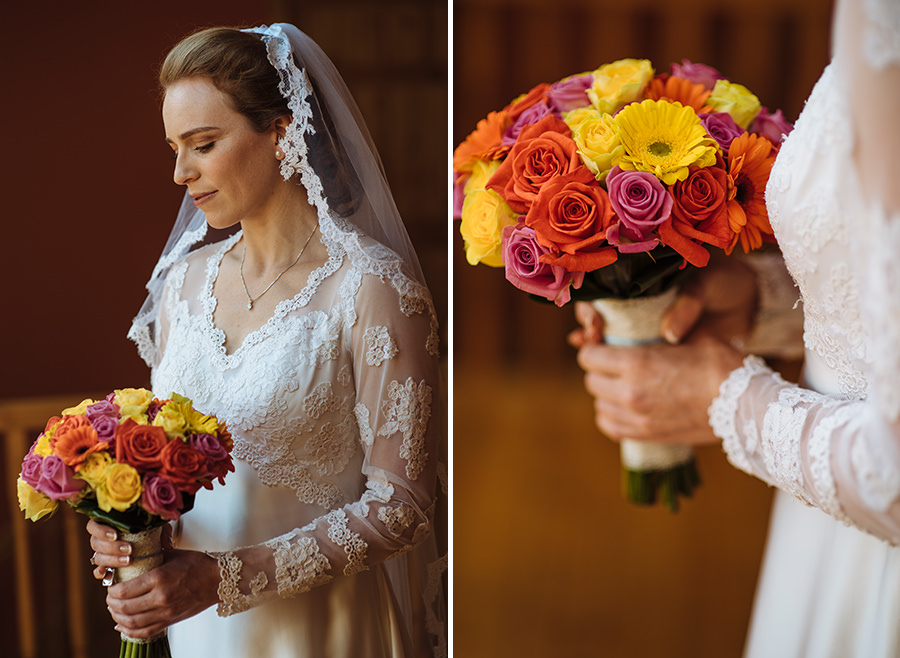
left=162, top=77, right=285, bottom=229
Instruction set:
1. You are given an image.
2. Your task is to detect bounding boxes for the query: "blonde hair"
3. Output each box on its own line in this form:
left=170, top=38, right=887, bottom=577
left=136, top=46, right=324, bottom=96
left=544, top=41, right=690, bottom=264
left=159, top=27, right=288, bottom=132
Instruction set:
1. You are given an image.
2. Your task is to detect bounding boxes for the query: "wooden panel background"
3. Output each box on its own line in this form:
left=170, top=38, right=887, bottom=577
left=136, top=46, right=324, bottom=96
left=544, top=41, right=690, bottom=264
left=452, top=0, right=830, bottom=656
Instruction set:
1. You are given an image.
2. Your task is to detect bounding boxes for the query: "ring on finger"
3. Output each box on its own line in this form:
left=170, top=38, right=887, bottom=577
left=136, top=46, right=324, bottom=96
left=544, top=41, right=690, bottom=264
left=90, top=552, right=98, bottom=566
left=102, top=568, right=116, bottom=587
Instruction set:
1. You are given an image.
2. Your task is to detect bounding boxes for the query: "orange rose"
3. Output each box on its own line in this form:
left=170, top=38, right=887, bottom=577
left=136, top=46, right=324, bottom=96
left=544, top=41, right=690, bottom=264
left=452, top=110, right=511, bottom=174
left=659, top=162, right=732, bottom=267
left=115, top=419, right=167, bottom=473
left=160, top=440, right=206, bottom=494
left=487, top=115, right=589, bottom=214
left=524, top=173, right=618, bottom=272
left=504, top=82, right=551, bottom=122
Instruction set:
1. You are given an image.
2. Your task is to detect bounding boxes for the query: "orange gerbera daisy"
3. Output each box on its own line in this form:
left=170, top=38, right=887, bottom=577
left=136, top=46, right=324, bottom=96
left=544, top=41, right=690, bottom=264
left=453, top=110, right=512, bottom=174
left=725, top=132, right=776, bottom=253
left=52, top=415, right=103, bottom=469
left=645, top=74, right=714, bottom=114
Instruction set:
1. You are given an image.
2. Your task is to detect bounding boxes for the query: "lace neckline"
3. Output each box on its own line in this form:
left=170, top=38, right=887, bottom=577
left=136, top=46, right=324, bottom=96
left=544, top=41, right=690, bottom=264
left=199, top=230, right=343, bottom=359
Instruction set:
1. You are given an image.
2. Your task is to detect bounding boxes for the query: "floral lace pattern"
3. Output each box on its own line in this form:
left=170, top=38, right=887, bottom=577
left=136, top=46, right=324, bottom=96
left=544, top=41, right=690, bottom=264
left=379, top=378, right=433, bottom=480
left=265, top=531, right=333, bottom=598
left=326, top=510, right=369, bottom=576
left=210, top=551, right=271, bottom=617
left=364, top=325, right=398, bottom=366
left=864, top=0, right=900, bottom=69
left=711, top=58, right=900, bottom=541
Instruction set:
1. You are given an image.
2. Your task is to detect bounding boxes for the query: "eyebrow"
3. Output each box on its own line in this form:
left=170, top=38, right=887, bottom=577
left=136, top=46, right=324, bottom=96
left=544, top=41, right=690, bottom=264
left=165, top=126, right=221, bottom=144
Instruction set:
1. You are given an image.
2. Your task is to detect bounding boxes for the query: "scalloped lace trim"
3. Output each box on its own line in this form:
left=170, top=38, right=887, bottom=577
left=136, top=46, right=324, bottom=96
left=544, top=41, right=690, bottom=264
left=709, top=355, right=774, bottom=474
left=210, top=551, right=270, bottom=617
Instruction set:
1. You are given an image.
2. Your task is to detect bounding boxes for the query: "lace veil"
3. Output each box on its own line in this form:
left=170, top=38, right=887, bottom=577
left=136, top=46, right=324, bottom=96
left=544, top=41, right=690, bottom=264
left=128, top=23, right=432, bottom=363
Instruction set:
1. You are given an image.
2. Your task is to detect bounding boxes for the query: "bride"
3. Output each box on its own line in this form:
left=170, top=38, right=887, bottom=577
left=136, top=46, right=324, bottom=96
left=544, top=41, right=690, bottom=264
left=574, top=0, right=900, bottom=655
left=86, top=23, right=446, bottom=657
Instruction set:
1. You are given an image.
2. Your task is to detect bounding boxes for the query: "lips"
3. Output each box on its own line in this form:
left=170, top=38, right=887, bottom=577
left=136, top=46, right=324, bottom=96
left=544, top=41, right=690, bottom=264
left=191, top=191, right=217, bottom=206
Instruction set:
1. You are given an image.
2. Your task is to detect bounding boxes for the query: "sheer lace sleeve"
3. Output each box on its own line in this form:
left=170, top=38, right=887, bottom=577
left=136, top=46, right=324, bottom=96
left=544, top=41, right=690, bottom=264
left=207, top=271, right=441, bottom=614
left=708, top=0, right=900, bottom=544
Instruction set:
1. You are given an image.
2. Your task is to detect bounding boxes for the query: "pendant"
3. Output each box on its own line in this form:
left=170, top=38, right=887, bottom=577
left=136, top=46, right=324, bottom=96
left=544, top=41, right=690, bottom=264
left=247, top=300, right=254, bottom=310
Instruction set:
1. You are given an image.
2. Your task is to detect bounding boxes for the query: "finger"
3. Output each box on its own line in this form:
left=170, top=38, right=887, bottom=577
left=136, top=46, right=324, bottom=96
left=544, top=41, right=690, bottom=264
left=90, top=535, right=133, bottom=568
left=661, top=287, right=705, bottom=344
left=574, top=302, right=604, bottom=343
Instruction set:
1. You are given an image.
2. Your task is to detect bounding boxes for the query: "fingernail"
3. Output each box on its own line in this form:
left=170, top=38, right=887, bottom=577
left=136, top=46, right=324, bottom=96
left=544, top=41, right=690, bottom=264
left=119, top=544, right=132, bottom=555
left=106, top=530, right=117, bottom=541
left=663, top=325, right=679, bottom=344
left=118, top=555, right=131, bottom=565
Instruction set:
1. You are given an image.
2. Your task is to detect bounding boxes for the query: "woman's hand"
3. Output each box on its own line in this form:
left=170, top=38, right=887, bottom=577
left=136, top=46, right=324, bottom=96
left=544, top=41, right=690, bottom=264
left=577, top=328, right=743, bottom=445
left=571, top=256, right=758, bottom=444
left=87, top=519, right=220, bottom=638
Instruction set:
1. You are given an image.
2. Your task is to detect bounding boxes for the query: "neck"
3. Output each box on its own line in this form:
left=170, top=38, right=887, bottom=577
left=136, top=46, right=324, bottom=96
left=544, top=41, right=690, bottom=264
left=239, top=184, right=320, bottom=273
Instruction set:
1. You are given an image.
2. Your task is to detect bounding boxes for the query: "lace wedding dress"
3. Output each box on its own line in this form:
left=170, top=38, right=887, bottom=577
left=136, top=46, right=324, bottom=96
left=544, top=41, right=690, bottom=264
left=708, top=0, right=900, bottom=655
left=145, top=226, right=445, bottom=657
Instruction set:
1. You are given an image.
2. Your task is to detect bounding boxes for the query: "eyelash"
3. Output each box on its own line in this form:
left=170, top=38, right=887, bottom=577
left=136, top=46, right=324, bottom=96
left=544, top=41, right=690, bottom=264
left=170, top=142, right=215, bottom=160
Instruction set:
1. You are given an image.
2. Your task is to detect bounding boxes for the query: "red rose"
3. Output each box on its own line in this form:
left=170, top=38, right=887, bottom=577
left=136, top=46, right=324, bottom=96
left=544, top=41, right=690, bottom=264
left=525, top=173, right=618, bottom=273
left=659, top=162, right=732, bottom=267
left=115, top=419, right=167, bottom=473
left=487, top=114, right=589, bottom=214
left=160, top=440, right=207, bottom=494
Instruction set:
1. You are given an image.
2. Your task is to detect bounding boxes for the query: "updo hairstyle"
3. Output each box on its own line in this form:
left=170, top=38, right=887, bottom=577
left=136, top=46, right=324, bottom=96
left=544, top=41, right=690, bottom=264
left=159, top=27, right=358, bottom=216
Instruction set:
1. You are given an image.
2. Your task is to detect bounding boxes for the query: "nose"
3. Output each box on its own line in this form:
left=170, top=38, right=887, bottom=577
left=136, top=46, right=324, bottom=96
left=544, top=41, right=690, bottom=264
left=173, top=152, right=198, bottom=186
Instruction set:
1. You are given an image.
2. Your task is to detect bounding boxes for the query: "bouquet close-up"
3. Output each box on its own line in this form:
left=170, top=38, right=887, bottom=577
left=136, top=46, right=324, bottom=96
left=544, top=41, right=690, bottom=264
left=17, top=388, right=234, bottom=658
left=453, top=58, right=792, bottom=510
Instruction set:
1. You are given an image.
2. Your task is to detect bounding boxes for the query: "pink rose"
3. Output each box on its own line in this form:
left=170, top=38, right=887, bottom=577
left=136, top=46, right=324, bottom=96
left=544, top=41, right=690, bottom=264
left=86, top=400, right=120, bottom=421
left=605, top=166, right=673, bottom=253
left=750, top=106, right=793, bottom=145
left=190, top=432, right=235, bottom=486
left=670, top=60, right=724, bottom=91
left=36, top=455, right=86, bottom=501
left=453, top=173, right=468, bottom=220
left=20, top=452, right=44, bottom=488
left=700, top=112, right=745, bottom=149
left=502, top=224, right=584, bottom=306
left=502, top=100, right=553, bottom=147
left=140, top=473, right=183, bottom=520
left=548, top=73, right=593, bottom=113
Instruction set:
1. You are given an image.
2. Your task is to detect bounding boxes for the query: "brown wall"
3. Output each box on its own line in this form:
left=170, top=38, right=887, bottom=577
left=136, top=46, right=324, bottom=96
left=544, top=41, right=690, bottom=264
left=1, top=0, right=447, bottom=400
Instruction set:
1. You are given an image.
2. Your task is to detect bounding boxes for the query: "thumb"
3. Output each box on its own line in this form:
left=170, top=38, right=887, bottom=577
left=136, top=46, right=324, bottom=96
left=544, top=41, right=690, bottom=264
left=662, top=287, right=704, bottom=344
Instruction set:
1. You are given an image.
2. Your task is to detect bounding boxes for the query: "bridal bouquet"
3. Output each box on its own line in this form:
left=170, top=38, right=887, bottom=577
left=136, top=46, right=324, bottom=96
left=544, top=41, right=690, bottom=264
left=453, top=59, right=791, bottom=510
left=17, top=388, right=234, bottom=658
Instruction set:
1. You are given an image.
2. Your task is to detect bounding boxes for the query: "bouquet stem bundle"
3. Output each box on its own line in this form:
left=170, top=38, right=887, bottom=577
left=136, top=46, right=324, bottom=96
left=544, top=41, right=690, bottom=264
left=591, top=287, right=700, bottom=511
left=116, top=527, right=172, bottom=658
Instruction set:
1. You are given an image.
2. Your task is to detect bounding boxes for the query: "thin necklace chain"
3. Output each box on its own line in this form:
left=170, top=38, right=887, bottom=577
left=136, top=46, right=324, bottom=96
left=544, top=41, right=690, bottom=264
left=239, top=224, right=318, bottom=310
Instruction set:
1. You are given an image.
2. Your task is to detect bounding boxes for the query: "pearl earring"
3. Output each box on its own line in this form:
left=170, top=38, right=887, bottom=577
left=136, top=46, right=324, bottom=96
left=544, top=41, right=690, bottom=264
left=275, top=149, right=284, bottom=160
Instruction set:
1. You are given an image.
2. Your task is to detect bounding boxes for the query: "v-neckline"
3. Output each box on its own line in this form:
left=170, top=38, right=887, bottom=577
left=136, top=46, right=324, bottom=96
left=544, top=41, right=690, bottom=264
left=200, top=231, right=338, bottom=358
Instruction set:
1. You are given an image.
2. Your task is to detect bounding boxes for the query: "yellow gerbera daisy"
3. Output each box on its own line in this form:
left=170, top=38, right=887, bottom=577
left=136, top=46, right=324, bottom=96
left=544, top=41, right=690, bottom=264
left=613, top=99, right=719, bottom=185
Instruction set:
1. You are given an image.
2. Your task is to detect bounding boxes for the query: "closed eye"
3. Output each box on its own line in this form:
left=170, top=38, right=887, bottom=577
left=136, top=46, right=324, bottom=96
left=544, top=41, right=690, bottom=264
left=195, top=142, right=215, bottom=154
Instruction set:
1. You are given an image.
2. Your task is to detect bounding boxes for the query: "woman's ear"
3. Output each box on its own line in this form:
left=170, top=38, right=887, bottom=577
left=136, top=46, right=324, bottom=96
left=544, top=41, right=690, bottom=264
left=271, top=114, right=292, bottom=144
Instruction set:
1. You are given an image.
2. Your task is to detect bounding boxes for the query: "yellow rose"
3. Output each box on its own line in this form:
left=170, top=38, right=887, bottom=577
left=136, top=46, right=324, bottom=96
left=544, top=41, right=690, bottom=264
left=588, top=59, right=654, bottom=115
left=62, top=398, right=95, bottom=416
left=77, top=452, right=113, bottom=488
left=34, top=433, right=53, bottom=457
left=188, top=410, right=219, bottom=435
left=17, top=478, right=58, bottom=521
left=153, top=403, right=188, bottom=437
left=707, top=79, right=761, bottom=129
left=563, top=107, right=621, bottom=180
left=96, top=463, right=142, bottom=512
left=464, top=159, right=501, bottom=194
left=114, top=388, right=154, bottom=422
left=460, top=188, right=518, bottom=267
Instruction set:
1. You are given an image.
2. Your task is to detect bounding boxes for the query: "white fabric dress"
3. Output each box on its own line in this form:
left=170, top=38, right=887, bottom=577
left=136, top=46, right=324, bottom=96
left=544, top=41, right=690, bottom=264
left=708, top=1, right=900, bottom=655
left=147, top=227, right=445, bottom=657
